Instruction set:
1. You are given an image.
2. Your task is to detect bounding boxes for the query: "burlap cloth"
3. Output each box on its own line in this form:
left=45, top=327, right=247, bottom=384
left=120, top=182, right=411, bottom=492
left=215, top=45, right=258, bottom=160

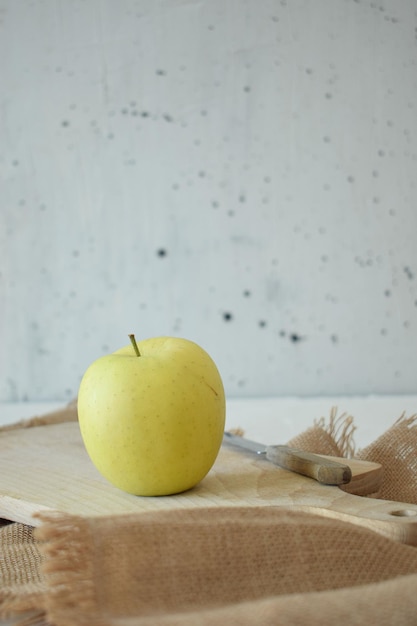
left=1, top=402, right=417, bottom=626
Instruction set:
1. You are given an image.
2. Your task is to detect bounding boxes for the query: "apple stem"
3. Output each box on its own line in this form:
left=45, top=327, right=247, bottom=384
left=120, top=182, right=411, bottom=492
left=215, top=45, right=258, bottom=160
left=129, top=334, right=141, bottom=357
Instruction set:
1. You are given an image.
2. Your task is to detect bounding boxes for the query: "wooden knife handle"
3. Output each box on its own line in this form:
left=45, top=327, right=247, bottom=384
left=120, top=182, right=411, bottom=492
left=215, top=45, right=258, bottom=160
left=265, top=445, right=353, bottom=485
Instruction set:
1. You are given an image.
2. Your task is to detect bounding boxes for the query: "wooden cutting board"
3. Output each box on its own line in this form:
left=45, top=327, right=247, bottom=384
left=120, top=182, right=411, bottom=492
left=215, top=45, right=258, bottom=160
left=1, top=421, right=417, bottom=545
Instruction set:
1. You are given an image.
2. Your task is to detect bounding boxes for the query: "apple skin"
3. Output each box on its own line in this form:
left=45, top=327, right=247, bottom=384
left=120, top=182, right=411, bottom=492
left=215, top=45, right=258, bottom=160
left=77, top=337, right=226, bottom=496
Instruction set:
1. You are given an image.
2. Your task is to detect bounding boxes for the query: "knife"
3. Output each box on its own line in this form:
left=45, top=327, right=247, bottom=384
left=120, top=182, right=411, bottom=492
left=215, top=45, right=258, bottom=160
left=223, top=431, right=352, bottom=485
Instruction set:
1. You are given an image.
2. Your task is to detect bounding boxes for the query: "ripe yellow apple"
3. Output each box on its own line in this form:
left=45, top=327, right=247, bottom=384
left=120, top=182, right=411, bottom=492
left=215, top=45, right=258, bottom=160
left=78, top=335, right=226, bottom=496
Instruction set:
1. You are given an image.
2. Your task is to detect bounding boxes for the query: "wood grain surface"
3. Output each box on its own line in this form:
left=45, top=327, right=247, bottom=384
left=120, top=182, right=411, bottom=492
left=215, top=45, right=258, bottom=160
left=1, top=421, right=417, bottom=544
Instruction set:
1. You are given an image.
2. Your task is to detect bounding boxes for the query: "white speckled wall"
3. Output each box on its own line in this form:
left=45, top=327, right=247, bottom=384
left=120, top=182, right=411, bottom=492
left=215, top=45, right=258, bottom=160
left=1, top=0, right=417, bottom=402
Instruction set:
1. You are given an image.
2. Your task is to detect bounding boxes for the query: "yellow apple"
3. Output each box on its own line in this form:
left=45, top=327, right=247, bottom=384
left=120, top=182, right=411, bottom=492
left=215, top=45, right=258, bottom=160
left=77, top=335, right=226, bottom=496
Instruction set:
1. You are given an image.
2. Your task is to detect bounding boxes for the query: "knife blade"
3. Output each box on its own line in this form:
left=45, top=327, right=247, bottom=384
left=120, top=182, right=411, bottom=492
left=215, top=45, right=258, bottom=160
left=222, top=431, right=352, bottom=485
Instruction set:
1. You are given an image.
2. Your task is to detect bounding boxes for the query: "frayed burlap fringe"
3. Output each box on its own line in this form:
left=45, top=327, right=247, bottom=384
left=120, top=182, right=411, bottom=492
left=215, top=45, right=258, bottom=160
left=357, top=412, right=417, bottom=504
left=34, top=512, right=97, bottom=626
left=287, top=406, right=356, bottom=458
left=315, top=406, right=356, bottom=458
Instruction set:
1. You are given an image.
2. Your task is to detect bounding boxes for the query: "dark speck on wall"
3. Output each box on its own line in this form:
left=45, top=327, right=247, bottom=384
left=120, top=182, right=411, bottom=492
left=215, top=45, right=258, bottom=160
left=258, top=320, right=267, bottom=328
left=243, top=289, right=251, bottom=297
left=404, top=266, right=414, bottom=280
left=156, top=248, right=167, bottom=257
left=223, top=312, right=233, bottom=322
left=290, top=333, right=303, bottom=343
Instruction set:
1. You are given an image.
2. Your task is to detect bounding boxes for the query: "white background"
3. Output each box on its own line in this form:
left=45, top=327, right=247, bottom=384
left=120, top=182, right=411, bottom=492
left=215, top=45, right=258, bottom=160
left=1, top=0, right=417, bottom=403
